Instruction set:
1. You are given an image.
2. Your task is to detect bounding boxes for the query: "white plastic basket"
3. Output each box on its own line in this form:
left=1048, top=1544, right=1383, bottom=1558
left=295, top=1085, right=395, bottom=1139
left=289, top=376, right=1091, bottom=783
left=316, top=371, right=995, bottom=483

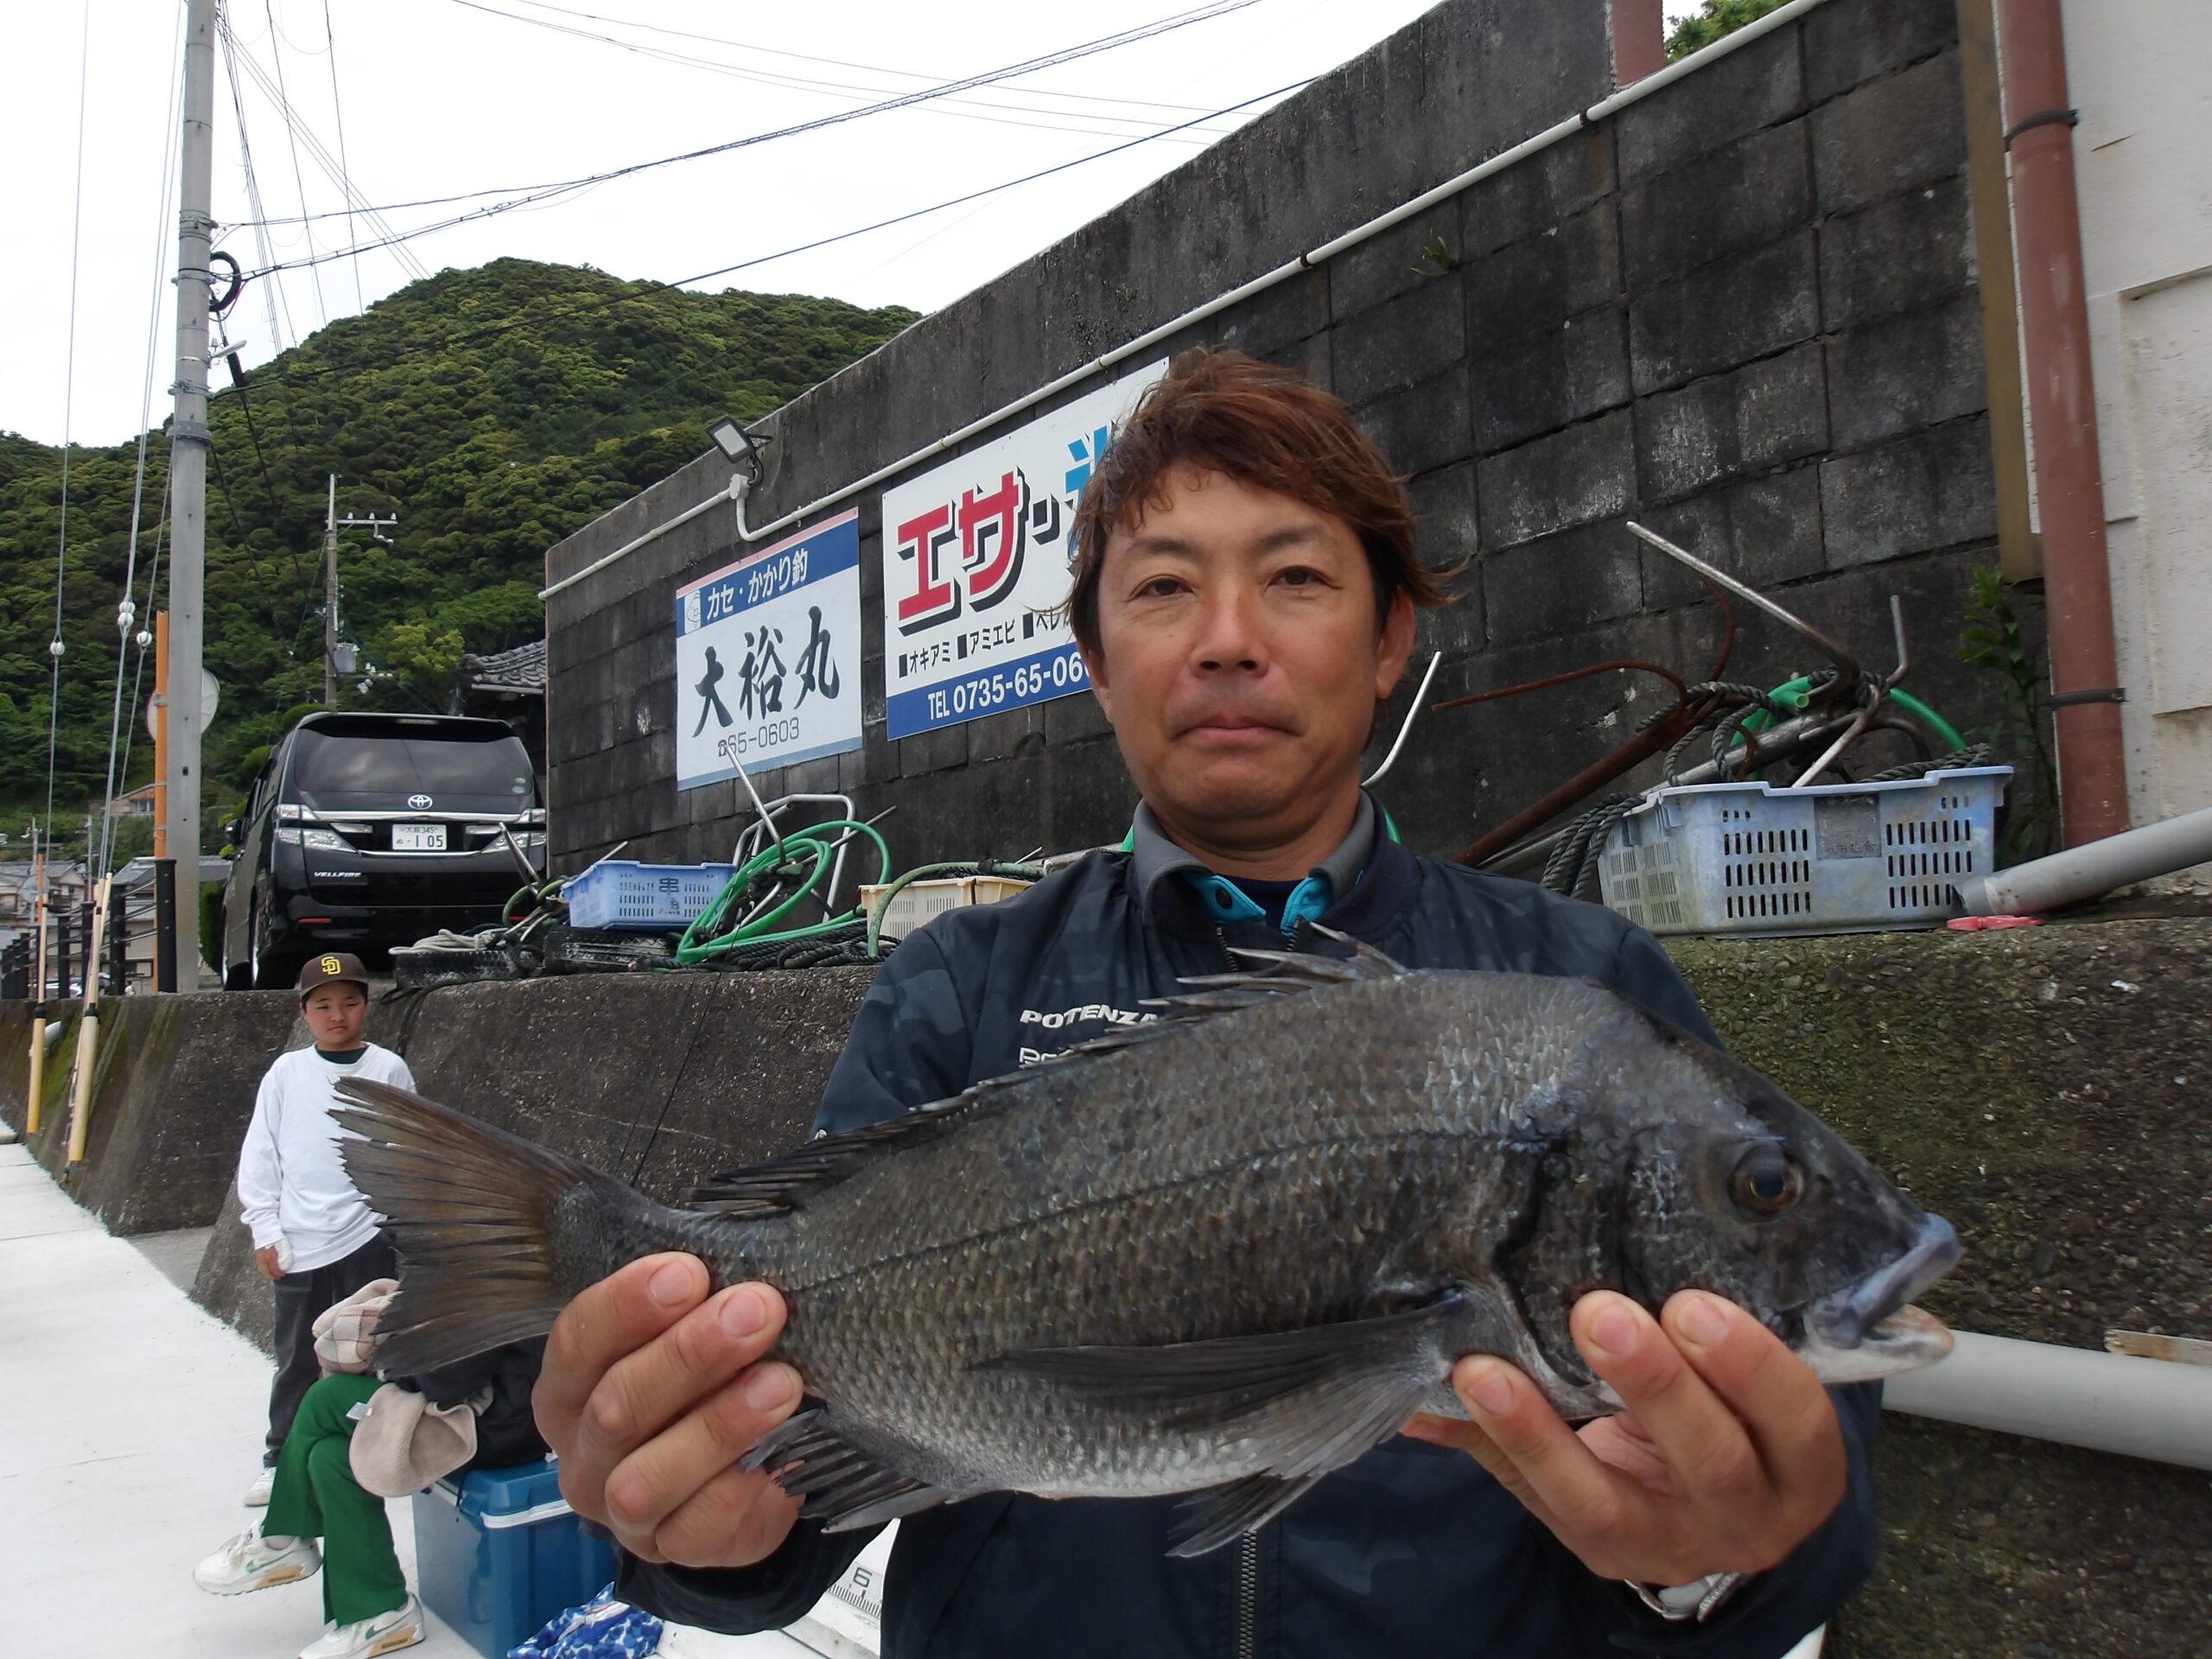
left=563, top=861, right=737, bottom=931
left=1597, top=766, right=2012, bottom=937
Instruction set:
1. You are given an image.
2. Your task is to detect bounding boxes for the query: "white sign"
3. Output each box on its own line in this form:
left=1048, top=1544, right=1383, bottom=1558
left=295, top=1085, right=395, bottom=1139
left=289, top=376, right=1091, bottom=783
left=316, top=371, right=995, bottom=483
left=674, top=509, right=862, bottom=789
left=880, top=360, right=1166, bottom=738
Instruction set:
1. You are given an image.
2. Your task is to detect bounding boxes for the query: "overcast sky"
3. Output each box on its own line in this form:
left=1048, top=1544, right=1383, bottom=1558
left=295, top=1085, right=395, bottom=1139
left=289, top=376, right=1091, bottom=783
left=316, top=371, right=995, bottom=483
left=10, top=0, right=1531, bottom=450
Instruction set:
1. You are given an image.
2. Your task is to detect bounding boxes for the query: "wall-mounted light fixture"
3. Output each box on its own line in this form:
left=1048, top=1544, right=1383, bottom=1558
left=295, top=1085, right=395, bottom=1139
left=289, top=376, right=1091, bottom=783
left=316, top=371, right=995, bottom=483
left=707, top=415, right=772, bottom=484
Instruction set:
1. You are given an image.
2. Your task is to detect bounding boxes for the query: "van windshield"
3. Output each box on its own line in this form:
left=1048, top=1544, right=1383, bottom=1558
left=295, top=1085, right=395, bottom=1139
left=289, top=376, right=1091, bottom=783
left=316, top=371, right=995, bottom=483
left=290, top=728, right=535, bottom=810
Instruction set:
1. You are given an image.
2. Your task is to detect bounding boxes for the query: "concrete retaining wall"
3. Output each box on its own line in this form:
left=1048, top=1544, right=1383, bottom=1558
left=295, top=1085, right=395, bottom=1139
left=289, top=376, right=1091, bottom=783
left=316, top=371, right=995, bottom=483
left=543, top=0, right=2014, bottom=876
left=1, top=992, right=303, bottom=1235
left=8, top=911, right=2206, bottom=1651
left=1668, top=914, right=2212, bottom=1656
left=188, top=969, right=874, bottom=1353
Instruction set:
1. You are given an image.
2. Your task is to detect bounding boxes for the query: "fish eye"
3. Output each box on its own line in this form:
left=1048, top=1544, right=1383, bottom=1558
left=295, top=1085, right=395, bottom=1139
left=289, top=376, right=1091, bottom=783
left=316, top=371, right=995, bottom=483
left=1730, top=1146, right=1804, bottom=1217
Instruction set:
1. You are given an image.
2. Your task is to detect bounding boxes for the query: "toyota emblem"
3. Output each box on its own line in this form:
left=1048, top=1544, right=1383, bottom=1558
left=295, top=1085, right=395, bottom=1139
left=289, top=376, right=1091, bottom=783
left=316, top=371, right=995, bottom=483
left=408, top=794, right=433, bottom=810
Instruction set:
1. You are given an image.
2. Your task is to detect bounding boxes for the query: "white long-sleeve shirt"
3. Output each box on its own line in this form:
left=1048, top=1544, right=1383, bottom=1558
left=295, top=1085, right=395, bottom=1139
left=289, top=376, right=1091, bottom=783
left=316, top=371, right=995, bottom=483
left=236, top=1042, right=415, bottom=1273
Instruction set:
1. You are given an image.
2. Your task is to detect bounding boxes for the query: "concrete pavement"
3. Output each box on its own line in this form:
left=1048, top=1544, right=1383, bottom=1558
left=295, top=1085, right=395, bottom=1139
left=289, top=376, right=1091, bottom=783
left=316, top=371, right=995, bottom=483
left=0, top=1144, right=816, bottom=1659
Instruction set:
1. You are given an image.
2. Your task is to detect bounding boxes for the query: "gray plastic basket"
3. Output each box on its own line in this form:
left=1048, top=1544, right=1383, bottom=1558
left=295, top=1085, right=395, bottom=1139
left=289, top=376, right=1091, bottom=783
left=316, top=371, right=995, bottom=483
left=1597, top=766, right=2011, bottom=937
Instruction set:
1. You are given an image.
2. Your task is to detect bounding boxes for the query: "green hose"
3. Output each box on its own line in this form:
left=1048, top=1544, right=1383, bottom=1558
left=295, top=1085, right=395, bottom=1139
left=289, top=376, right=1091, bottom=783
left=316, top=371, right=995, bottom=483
left=1738, top=676, right=1969, bottom=753
left=672, top=820, right=894, bottom=964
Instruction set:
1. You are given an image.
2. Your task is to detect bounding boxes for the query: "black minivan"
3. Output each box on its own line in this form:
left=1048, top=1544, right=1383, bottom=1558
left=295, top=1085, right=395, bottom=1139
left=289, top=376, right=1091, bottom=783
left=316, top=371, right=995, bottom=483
left=219, top=712, right=545, bottom=988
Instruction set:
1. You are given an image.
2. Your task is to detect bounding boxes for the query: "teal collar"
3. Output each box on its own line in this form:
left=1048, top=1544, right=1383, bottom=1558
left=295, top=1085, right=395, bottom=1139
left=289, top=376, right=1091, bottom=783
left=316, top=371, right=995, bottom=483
left=1128, top=792, right=1388, bottom=934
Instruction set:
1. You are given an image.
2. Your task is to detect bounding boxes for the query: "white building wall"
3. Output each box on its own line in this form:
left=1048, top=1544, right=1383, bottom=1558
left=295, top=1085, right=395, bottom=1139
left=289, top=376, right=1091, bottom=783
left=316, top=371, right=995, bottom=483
left=2061, top=0, right=2212, bottom=851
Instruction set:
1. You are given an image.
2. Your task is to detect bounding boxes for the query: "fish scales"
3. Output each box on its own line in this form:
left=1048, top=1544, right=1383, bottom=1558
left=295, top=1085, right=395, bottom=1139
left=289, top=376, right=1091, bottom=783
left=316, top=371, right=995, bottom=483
left=334, top=949, right=1961, bottom=1551
left=732, top=974, right=1572, bottom=1498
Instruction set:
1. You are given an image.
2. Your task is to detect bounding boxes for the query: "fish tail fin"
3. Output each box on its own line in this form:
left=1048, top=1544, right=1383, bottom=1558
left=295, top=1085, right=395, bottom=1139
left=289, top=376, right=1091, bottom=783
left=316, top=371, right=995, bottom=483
left=333, top=1077, right=686, bottom=1373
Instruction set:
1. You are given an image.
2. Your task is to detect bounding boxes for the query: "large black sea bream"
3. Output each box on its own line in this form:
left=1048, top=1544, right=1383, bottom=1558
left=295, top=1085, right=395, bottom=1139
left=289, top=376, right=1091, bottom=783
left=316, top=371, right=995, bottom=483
left=336, top=940, right=1958, bottom=1556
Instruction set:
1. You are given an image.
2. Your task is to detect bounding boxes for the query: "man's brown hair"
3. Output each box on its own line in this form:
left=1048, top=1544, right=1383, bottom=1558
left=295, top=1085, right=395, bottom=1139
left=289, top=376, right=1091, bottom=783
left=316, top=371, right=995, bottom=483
left=1064, top=349, right=1453, bottom=658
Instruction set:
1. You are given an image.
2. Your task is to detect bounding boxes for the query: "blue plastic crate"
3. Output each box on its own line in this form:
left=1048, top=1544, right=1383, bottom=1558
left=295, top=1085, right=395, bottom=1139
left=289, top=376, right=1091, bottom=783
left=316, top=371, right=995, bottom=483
left=412, top=1459, right=613, bottom=1659
left=1598, top=766, right=2011, bottom=936
left=563, top=860, right=736, bottom=931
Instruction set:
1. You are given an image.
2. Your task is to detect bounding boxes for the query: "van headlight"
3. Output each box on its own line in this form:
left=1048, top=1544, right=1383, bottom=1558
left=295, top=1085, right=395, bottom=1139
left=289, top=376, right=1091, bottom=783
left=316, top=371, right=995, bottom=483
left=276, top=827, right=352, bottom=850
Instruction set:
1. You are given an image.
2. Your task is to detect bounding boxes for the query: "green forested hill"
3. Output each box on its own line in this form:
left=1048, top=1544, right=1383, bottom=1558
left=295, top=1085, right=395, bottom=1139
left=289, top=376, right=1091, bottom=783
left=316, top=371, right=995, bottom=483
left=0, top=257, right=916, bottom=844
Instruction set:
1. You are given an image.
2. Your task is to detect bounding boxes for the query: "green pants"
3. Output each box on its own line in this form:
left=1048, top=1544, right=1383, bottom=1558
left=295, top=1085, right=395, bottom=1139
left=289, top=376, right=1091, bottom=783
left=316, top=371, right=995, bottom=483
left=263, top=1372, right=409, bottom=1626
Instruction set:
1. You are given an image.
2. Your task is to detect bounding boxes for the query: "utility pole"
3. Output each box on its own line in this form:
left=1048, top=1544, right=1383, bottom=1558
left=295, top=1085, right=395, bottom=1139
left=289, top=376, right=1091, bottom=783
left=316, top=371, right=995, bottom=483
left=322, top=473, right=397, bottom=705
left=325, top=475, right=339, bottom=706
left=162, top=0, right=216, bottom=982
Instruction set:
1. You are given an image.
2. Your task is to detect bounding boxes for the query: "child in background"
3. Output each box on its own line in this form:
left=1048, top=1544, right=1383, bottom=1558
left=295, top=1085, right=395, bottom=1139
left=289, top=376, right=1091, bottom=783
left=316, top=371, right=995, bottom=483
left=234, top=953, right=414, bottom=1506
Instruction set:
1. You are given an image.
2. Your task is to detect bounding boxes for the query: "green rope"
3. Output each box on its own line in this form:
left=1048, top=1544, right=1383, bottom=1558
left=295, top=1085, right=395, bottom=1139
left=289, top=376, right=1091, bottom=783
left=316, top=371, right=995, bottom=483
left=673, top=820, right=894, bottom=964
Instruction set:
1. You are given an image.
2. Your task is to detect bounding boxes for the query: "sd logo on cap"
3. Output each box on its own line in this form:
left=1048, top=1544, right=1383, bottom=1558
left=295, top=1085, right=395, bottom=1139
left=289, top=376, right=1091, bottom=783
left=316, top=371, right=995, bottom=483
left=296, top=951, right=371, bottom=999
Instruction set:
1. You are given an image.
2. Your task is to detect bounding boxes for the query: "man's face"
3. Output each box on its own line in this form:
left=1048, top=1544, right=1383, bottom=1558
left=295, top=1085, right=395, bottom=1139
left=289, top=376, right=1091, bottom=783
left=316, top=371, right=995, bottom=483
left=1081, top=467, right=1414, bottom=852
left=302, top=982, right=367, bottom=1050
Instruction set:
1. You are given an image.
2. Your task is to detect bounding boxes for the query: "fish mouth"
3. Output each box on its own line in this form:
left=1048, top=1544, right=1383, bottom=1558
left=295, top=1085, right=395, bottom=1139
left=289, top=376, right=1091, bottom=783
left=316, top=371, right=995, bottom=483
left=1795, top=1214, right=1961, bottom=1384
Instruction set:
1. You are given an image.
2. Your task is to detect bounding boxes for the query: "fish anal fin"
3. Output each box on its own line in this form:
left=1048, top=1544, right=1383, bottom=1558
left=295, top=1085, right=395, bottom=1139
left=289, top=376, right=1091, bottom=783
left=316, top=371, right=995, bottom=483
left=983, top=1294, right=1460, bottom=1490
left=736, top=1409, right=953, bottom=1533
left=1169, top=1472, right=1326, bottom=1558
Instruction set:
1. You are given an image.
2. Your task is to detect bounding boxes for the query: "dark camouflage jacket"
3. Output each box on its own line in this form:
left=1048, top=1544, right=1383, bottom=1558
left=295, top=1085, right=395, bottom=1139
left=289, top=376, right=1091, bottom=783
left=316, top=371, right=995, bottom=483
left=620, top=827, right=1878, bottom=1657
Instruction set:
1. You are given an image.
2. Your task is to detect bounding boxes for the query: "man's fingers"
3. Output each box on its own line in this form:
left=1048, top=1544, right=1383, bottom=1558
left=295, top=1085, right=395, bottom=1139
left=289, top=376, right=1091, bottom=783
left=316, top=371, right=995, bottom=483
left=602, top=1357, right=804, bottom=1539
left=1659, top=1291, right=1846, bottom=1507
left=578, top=1283, right=788, bottom=1464
left=651, top=1460, right=806, bottom=1570
left=536, top=1254, right=711, bottom=1435
left=1449, top=1356, right=1649, bottom=1557
left=1570, top=1292, right=1764, bottom=1507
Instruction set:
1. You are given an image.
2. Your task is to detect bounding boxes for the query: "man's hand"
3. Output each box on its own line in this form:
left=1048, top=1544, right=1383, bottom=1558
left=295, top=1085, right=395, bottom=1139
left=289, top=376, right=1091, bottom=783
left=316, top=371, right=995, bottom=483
left=254, top=1245, right=284, bottom=1281
left=534, top=1254, right=805, bottom=1569
left=1404, top=1289, right=1846, bottom=1589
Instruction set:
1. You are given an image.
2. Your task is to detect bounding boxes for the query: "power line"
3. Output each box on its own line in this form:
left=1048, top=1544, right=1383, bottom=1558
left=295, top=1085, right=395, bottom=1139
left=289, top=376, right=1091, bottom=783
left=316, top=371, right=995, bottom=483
left=219, top=11, right=430, bottom=284
left=263, top=0, right=330, bottom=327
left=322, top=0, right=365, bottom=315
left=48, top=3, right=93, bottom=836
left=230, top=0, right=1267, bottom=277
left=221, top=17, right=296, bottom=352
left=486, top=0, right=1238, bottom=113
left=439, top=0, right=1241, bottom=143
left=220, top=77, right=1308, bottom=396
left=99, top=0, right=191, bottom=878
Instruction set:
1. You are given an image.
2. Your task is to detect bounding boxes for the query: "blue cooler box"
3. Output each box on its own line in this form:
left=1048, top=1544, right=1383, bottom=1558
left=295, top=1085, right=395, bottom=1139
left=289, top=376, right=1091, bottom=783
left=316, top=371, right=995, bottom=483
left=412, top=1459, right=613, bottom=1658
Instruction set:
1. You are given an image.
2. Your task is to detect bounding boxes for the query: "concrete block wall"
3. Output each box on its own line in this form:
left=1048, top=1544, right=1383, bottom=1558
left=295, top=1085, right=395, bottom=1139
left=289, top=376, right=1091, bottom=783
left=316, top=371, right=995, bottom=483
left=544, top=0, right=2012, bottom=873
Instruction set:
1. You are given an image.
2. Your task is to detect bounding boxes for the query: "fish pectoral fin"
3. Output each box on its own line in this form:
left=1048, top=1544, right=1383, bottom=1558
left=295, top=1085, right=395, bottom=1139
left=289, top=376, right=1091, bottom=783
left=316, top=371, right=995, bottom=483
left=1169, top=1472, right=1327, bottom=1558
left=984, top=1294, right=1459, bottom=1485
left=737, top=1408, right=954, bottom=1533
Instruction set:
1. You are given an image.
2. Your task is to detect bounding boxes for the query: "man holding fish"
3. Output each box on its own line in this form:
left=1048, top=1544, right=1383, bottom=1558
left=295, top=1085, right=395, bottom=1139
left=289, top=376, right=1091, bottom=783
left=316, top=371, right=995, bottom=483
left=499, top=354, right=1919, bottom=1653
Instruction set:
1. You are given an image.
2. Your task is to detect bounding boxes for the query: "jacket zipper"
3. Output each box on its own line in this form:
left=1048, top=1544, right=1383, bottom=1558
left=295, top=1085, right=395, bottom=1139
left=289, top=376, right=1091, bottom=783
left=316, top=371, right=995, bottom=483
left=1216, top=923, right=1261, bottom=1659
left=1234, top=1530, right=1261, bottom=1659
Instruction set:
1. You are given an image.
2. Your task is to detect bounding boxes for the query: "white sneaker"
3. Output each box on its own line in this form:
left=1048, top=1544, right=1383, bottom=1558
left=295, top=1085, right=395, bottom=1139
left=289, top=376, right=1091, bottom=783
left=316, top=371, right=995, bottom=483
left=245, top=1465, right=276, bottom=1506
left=194, top=1528, right=321, bottom=1594
left=297, top=1593, right=424, bottom=1659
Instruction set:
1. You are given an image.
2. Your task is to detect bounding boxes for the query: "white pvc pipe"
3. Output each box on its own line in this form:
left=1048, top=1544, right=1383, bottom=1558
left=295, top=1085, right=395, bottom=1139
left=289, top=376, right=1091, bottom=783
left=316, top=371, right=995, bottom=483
left=540, top=0, right=1840, bottom=603
left=1883, top=1331, right=2212, bottom=1471
left=1957, top=802, right=2212, bottom=914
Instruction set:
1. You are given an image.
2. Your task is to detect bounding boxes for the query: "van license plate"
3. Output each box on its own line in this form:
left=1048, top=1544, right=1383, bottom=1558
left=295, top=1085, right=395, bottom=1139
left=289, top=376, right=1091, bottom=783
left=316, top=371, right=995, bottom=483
left=394, top=823, right=446, bottom=851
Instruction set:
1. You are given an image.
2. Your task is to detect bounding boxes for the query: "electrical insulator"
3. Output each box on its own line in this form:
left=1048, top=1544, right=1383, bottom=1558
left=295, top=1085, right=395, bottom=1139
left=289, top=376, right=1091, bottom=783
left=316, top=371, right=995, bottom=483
left=136, top=630, right=154, bottom=649
left=48, top=639, right=65, bottom=658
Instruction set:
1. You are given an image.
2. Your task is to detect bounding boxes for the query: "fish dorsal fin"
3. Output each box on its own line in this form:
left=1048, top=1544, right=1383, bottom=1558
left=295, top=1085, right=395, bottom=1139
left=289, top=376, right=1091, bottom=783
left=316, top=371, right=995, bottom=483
left=686, top=1090, right=993, bottom=1214
left=1032, top=929, right=1411, bottom=1065
left=686, top=931, right=1407, bottom=1215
